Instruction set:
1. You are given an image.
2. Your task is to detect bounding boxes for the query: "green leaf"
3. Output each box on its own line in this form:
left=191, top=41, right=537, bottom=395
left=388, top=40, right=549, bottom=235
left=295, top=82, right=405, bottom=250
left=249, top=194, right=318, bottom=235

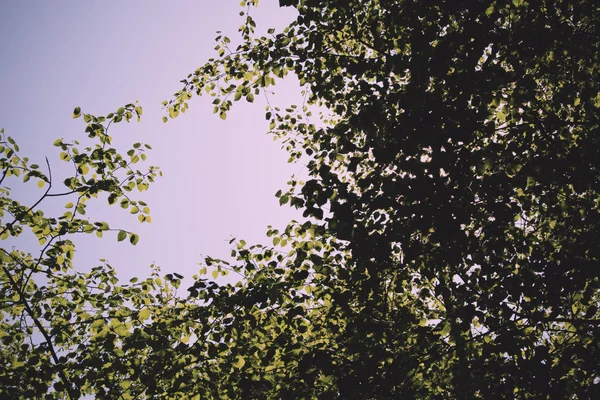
left=139, top=308, right=151, bottom=321
left=114, top=323, right=129, bottom=337
left=91, top=319, right=104, bottom=330
left=233, top=355, right=245, bottom=369
left=117, top=230, right=127, bottom=242
left=438, top=322, right=451, bottom=337
left=72, top=107, right=81, bottom=118
left=129, top=233, right=139, bottom=245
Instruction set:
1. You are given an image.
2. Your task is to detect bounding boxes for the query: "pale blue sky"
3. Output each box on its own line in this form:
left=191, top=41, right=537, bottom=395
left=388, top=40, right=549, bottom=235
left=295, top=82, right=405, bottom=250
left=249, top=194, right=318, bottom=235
left=0, top=1, right=306, bottom=284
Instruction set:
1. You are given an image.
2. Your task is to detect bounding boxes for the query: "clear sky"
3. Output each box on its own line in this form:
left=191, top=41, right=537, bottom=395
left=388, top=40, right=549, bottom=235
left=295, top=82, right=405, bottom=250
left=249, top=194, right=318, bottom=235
left=0, top=1, right=306, bottom=285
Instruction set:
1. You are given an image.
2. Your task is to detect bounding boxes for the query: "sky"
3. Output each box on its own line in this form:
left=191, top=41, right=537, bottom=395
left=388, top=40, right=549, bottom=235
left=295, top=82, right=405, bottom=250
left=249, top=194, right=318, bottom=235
left=0, top=1, right=307, bottom=286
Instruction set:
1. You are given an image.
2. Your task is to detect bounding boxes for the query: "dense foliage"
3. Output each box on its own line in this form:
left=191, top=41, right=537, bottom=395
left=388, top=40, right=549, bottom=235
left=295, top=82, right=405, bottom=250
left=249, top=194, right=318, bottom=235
left=2, top=0, right=600, bottom=398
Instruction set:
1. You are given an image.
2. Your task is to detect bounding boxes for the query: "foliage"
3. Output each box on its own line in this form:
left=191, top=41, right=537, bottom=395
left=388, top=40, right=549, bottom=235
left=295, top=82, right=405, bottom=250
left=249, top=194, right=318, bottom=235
left=2, top=0, right=600, bottom=399
left=167, top=0, right=600, bottom=398
left=0, top=105, right=169, bottom=398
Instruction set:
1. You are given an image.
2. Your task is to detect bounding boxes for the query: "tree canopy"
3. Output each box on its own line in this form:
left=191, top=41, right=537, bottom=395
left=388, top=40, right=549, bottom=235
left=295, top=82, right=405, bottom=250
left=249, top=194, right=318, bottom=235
left=2, top=0, right=600, bottom=398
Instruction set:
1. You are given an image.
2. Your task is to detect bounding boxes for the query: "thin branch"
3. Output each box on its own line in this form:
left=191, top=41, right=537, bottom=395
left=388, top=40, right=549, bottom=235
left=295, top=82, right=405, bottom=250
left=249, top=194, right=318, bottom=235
left=0, top=165, right=9, bottom=186
left=46, top=190, right=78, bottom=197
left=0, top=158, right=53, bottom=238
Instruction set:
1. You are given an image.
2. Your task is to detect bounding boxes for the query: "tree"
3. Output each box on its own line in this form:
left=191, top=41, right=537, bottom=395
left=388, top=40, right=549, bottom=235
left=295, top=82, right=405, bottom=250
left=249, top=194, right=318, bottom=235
left=167, top=0, right=600, bottom=398
left=0, top=105, right=172, bottom=398
left=2, top=0, right=600, bottom=398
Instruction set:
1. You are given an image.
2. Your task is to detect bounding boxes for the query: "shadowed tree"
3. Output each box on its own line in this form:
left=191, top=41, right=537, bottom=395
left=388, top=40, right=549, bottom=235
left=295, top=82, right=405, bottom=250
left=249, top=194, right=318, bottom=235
left=2, top=1, right=600, bottom=398
left=168, top=0, right=600, bottom=398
